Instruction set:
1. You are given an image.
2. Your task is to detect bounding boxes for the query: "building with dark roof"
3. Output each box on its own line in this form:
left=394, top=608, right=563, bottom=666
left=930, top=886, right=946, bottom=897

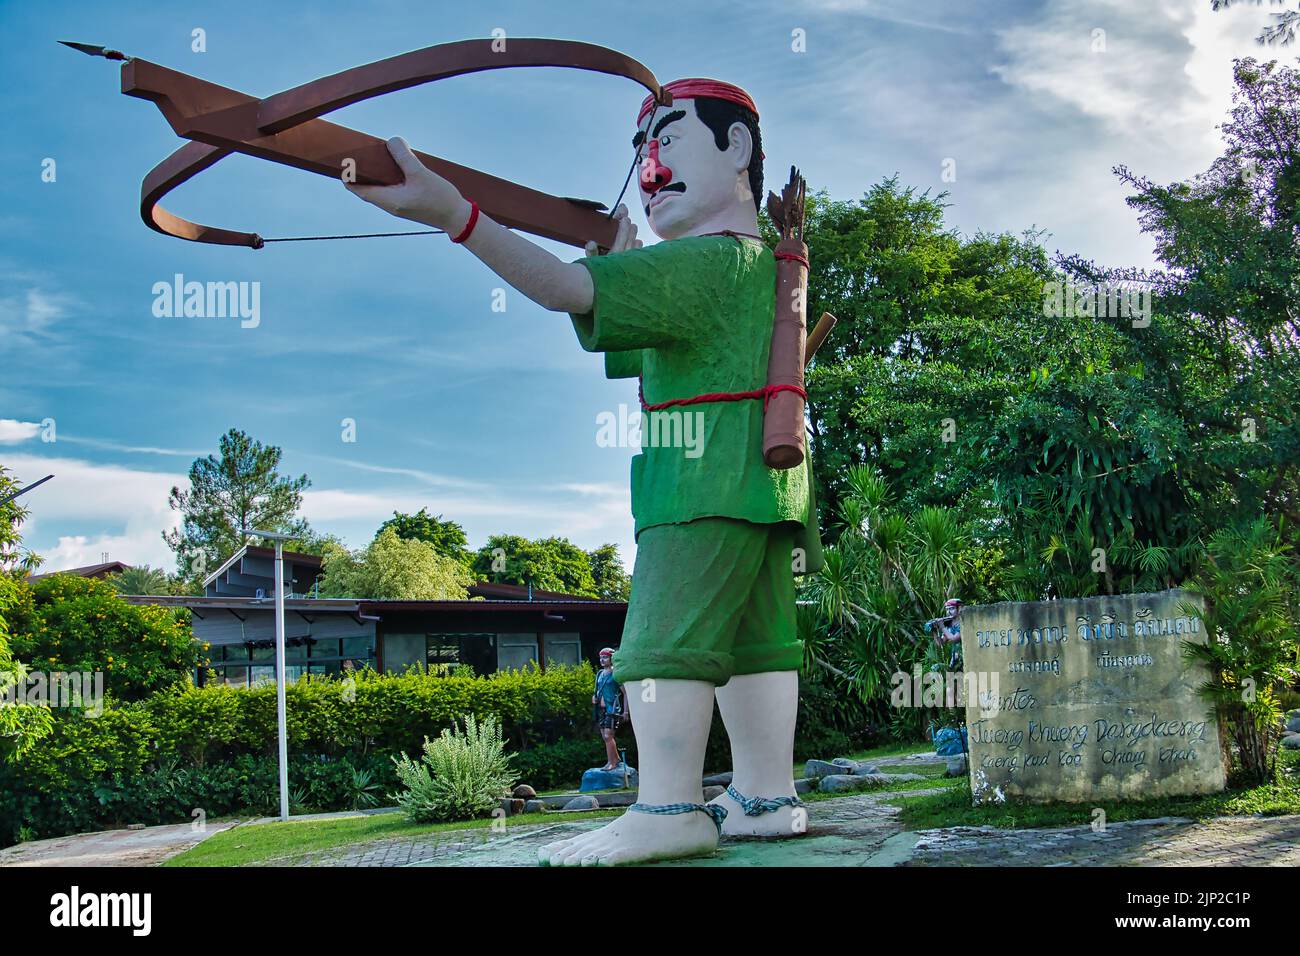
left=124, top=543, right=626, bottom=686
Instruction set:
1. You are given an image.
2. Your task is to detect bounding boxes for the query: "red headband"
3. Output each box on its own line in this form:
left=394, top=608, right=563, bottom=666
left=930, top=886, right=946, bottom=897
left=638, top=77, right=759, bottom=126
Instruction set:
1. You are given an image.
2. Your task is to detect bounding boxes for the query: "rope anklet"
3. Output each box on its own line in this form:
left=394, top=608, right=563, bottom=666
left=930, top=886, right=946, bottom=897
left=725, top=784, right=805, bottom=816
left=627, top=801, right=728, bottom=833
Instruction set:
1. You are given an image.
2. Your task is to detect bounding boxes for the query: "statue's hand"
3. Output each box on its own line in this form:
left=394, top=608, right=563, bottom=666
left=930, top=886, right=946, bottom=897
left=583, top=204, right=642, bottom=257
left=346, top=136, right=470, bottom=232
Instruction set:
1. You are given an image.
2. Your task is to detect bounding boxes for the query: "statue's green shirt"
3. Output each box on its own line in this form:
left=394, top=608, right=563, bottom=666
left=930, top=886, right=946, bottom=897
left=570, top=235, right=822, bottom=570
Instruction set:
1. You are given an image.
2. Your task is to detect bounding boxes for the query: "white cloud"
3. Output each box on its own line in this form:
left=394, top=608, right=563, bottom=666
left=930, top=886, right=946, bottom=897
left=0, top=420, right=41, bottom=444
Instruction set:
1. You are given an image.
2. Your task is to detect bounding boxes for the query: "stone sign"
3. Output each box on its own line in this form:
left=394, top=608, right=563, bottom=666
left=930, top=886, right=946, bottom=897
left=960, top=589, right=1225, bottom=803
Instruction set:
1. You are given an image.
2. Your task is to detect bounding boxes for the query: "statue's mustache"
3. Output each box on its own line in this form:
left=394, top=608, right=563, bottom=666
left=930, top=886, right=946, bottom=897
left=645, top=181, right=686, bottom=216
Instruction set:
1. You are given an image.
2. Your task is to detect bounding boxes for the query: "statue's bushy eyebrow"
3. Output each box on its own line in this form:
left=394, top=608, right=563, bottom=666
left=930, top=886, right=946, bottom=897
left=631, top=109, right=688, bottom=149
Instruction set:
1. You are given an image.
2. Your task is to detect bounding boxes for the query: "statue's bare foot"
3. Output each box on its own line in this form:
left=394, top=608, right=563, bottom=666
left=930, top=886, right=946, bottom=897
left=708, top=784, right=806, bottom=838
left=537, top=809, right=718, bottom=866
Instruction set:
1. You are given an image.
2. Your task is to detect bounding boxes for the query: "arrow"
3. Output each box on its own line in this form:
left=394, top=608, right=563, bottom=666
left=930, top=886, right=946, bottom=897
left=0, top=474, right=54, bottom=508
left=59, top=40, right=128, bottom=61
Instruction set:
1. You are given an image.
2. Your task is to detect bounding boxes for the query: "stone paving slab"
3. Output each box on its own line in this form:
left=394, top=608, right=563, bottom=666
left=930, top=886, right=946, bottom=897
left=903, top=813, right=1300, bottom=867
left=0, top=820, right=240, bottom=867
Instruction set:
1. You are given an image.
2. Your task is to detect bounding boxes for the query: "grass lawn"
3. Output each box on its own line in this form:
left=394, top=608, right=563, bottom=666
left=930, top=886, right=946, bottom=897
left=167, top=808, right=620, bottom=867
left=891, top=753, right=1300, bottom=831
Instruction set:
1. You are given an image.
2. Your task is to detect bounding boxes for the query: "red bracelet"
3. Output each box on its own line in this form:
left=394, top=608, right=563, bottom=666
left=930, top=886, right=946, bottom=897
left=450, top=200, right=480, bottom=243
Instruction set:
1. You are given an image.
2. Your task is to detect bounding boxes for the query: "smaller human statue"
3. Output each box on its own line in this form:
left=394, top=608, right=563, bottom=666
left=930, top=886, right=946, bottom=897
left=924, top=598, right=963, bottom=671
left=593, top=647, right=626, bottom=771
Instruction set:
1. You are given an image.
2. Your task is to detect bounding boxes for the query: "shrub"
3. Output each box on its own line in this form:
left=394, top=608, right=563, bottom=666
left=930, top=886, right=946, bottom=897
left=391, top=714, right=516, bottom=823
left=8, top=574, right=200, bottom=701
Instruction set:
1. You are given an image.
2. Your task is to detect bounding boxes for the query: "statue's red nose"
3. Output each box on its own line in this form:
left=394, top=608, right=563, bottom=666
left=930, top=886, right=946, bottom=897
left=639, top=139, right=673, bottom=194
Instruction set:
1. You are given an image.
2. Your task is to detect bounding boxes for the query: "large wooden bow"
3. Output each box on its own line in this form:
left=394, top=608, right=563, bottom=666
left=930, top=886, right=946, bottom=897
left=84, top=38, right=669, bottom=250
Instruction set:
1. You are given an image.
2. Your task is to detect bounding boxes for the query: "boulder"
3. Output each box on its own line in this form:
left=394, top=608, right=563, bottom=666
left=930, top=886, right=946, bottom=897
left=819, top=773, right=885, bottom=793
left=1281, top=734, right=1300, bottom=751
left=803, top=759, right=842, bottom=780
left=945, top=753, right=968, bottom=777
left=702, top=772, right=733, bottom=787
left=832, top=757, right=859, bottom=771
left=496, top=797, right=526, bottom=816
left=702, top=785, right=725, bottom=802
left=563, top=795, right=601, bottom=811
left=579, top=765, right=638, bottom=793
left=523, top=799, right=546, bottom=814
left=512, top=784, right=537, bottom=800
left=794, top=777, right=815, bottom=795
left=850, top=763, right=880, bottom=776
left=1285, top=715, right=1300, bottom=734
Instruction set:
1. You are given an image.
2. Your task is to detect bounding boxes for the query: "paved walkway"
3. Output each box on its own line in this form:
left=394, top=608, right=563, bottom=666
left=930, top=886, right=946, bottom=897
left=4, top=759, right=1297, bottom=867
left=247, top=790, right=1300, bottom=867
left=0, top=820, right=239, bottom=867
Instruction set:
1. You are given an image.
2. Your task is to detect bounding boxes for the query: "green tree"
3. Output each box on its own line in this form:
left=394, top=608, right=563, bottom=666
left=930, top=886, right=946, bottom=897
left=588, top=543, right=631, bottom=600
left=8, top=575, right=200, bottom=702
left=319, top=528, right=473, bottom=600
left=376, top=509, right=472, bottom=568
left=471, top=534, right=597, bottom=596
left=1076, top=58, right=1300, bottom=549
left=0, top=471, right=53, bottom=756
left=164, top=429, right=311, bottom=578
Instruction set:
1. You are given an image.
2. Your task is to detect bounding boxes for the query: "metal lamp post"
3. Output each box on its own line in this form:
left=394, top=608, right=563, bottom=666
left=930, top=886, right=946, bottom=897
left=242, top=528, right=295, bottom=822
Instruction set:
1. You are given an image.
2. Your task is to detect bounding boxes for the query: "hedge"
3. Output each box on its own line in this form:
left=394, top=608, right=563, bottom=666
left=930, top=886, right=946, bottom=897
left=2, top=663, right=869, bottom=845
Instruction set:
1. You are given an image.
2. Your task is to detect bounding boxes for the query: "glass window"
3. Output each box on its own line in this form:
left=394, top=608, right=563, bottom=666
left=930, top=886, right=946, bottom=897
left=310, top=638, right=341, bottom=658
left=546, top=636, right=582, bottom=667
left=251, top=645, right=274, bottom=662
left=342, top=636, right=372, bottom=659
left=426, top=636, right=460, bottom=666
left=497, top=634, right=538, bottom=671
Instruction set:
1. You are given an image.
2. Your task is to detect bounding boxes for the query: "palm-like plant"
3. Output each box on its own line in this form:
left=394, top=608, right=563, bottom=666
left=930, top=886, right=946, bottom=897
left=108, top=565, right=173, bottom=596
left=802, top=466, right=975, bottom=737
left=1180, top=518, right=1299, bottom=784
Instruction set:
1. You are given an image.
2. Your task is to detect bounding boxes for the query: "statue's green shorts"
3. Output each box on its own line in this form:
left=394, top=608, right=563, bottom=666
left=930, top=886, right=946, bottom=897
left=612, top=517, right=802, bottom=686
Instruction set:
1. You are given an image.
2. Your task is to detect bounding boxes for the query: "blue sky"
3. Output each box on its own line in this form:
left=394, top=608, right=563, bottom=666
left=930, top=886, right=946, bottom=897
left=0, top=0, right=1277, bottom=572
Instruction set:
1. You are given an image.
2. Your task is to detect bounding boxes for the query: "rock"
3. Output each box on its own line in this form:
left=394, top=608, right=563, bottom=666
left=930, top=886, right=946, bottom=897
left=563, top=795, right=601, bottom=811
left=593, top=790, right=639, bottom=808
left=702, top=785, right=725, bottom=802
left=794, top=777, right=815, bottom=795
left=832, top=757, right=859, bottom=771
left=883, top=773, right=926, bottom=784
left=819, top=772, right=928, bottom=793
left=1281, top=734, right=1300, bottom=751
left=1285, top=715, right=1300, bottom=734
left=579, top=765, right=638, bottom=793
left=803, top=759, right=843, bottom=780
left=945, top=754, right=968, bottom=777
left=523, top=799, right=546, bottom=814
left=496, top=797, right=526, bottom=816
left=819, top=773, right=885, bottom=793
left=850, top=763, right=880, bottom=776
left=702, top=772, right=733, bottom=787
left=512, top=784, right=537, bottom=800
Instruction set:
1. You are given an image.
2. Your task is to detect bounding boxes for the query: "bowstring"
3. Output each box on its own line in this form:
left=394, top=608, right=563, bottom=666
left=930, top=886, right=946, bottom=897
left=258, top=95, right=664, bottom=245
left=607, top=99, right=659, bottom=219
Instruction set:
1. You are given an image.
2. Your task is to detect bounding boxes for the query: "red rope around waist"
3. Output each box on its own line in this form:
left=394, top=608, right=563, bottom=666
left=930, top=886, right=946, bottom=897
left=638, top=379, right=806, bottom=413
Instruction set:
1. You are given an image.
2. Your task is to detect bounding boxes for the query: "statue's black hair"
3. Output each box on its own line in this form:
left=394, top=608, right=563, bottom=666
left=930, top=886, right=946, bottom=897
left=691, top=97, right=764, bottom=213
